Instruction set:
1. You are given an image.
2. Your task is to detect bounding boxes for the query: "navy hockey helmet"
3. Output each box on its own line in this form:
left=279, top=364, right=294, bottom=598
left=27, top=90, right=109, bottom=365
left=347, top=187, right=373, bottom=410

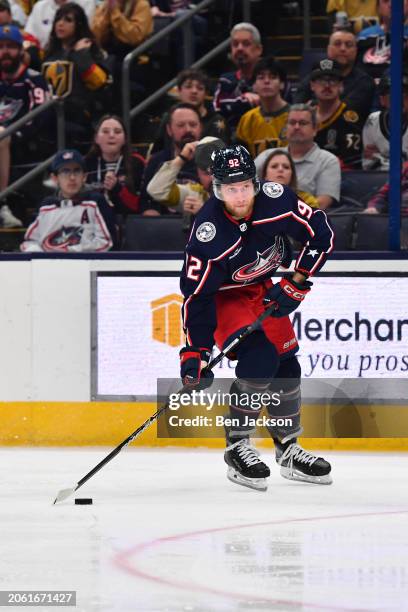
left=211, top=145, right=260, bottom=199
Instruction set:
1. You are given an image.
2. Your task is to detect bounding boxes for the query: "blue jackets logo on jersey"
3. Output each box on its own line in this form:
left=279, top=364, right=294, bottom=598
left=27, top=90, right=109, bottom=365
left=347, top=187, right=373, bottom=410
left=44, top=225, right=84, bottom=249
left=262, top=182, right=284, bottom=198
left=232, top=237, right=286, bottom=283
left=0, top=98, right=23, bottom=124
left=196, top=222, right=216, bottom=242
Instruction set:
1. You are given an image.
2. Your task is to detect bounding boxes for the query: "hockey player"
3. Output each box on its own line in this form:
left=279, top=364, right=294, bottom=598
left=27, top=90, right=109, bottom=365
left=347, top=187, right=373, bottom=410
left=179, top=145, right=334, bottom=491
left=20, top=149, right=114, bottom=252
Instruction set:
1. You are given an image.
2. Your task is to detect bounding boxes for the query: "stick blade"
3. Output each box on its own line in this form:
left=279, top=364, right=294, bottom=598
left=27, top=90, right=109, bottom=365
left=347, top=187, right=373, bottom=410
left=53, top=487, right=76, bottom=505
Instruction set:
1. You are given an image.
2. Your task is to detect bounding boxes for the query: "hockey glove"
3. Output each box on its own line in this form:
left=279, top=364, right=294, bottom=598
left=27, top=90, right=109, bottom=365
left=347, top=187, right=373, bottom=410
left=264, top=278, right=312, bottom=318
left=180, top=346, right=214, bottom=389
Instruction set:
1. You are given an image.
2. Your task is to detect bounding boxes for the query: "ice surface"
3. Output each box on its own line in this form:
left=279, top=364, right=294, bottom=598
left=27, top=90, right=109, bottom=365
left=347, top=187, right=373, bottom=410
left=2, top=447, right=408, bottom=612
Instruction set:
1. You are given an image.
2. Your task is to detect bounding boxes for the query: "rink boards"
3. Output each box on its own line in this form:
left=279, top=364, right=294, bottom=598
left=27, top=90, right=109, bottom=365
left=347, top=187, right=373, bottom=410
left=0, top=253, right=407, bottom=449
left=1, top=401, right=408, bottom=451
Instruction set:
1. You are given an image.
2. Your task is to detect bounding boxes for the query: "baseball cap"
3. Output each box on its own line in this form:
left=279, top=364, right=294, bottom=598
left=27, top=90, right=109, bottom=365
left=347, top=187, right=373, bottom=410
left=51, top=149, right=86, bottom=173
left=194, top=137, right=226, bottom=171
left=0, top=25, right=23, bottom=45
left=0, top=0, right=11, bottom=12
left=310, top=58, right=343, bottom=81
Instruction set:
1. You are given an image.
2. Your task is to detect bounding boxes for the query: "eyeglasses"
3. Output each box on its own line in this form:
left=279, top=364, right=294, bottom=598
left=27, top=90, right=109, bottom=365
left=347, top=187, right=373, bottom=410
left=57, top=167, right=83, bottom=177
left=313, top=77, right=341, bottom=85
left=287, top=119, right=312, bottom=127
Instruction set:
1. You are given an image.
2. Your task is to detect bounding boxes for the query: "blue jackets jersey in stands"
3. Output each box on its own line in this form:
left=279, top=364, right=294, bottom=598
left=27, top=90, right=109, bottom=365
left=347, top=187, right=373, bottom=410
left=213, top=70, right=254, bottom=129
left=357, top=23, right=408, bottom=79
left=0, top=65, right=50, bottom=138
left=180, top=182, right=334, bottom=348
left=20, top=192, right=115, bottom=253
left=213, top=69, right=292, bottom=130
left=21, top=190, right=116, bottom=252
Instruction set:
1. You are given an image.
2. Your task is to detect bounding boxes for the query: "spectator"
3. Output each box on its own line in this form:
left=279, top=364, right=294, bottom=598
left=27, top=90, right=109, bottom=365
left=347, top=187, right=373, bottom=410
left=0, top=0, right=42, bottom=69
left=255, top=104, right=341, bottom=210
left=260, top=148, right=319, bottom=208
left=140, top=102, right=202, bottom=215
left=20, top=149, right=114, bottom=252
left=151, top=68, right=229, bottom=154
left=363, top=161, right=408, bottom=215
left=213, top=22, right=263, bottom=129
left=326, top=0, right=377, bottom=23
left=147, top=136, right=224, bottom=228
left=294, top=28, right=375, bottom=121
left=362, top=72, right=408, bottom=170
left=236, top=56, right=289, bottom=157
left=357, top=0, right=408, bottom=79
left=309, top=58, right=364, bottom=169
left=0, top=25, right=51, bottom=227
left=25, top=0, right=95, bottom=49
left=150, top=0, right=207, bottom=65
left=0, top=0, right=27, bottom=29
left=42, top=3, right=112, bottom=146
left=92, top=0, right=152, bottom=59
left=85, top=114, right=145, bottom=214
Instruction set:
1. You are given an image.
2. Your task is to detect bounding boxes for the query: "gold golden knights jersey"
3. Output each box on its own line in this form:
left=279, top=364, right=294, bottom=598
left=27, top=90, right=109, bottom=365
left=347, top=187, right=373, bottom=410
left=236, top=105, right=289, bottom=158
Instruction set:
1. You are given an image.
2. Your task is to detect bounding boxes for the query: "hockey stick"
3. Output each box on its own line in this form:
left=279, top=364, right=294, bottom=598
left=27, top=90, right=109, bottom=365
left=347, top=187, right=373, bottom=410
left=53, top=302, right=277, bottom=504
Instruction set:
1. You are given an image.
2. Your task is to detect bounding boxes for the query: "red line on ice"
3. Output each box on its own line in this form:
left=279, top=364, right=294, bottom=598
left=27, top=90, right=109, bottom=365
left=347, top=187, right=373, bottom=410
left=114, top=508, right=408, bottom=611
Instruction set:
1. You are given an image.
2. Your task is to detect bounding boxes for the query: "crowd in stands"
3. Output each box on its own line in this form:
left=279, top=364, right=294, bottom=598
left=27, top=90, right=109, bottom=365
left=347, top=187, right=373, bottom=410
left=0, top=0, right=405, bottom=249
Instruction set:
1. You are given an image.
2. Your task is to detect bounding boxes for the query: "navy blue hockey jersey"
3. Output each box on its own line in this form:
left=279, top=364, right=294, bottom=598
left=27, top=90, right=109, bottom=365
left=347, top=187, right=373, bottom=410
left=180, top=182, right=334, bottom=348
left=0, top=66, right=50, bottom=137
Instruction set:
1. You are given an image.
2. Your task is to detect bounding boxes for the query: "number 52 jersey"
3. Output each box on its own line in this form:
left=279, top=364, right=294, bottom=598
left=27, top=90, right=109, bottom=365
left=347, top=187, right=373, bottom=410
left=180, top=181, right=335, bottom=349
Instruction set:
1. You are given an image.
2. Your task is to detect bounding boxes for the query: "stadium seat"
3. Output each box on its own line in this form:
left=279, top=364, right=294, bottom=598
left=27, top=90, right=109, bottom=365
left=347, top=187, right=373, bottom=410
left=122, top=215, right=188, bottom=251
left=339, top=171, right=388, bottom=211
left=354, top=214, right=389, bottom=250
left=327, top=213, right=355, bottom=250
left=355, top=215, right=408, bottom=250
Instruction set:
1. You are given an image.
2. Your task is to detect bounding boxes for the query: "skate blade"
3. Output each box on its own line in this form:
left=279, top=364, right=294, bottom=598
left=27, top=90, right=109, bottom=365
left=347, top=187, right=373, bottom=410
left=227, top=467, right=268, bottom=491
left=280, top=466, right=332, bottom=485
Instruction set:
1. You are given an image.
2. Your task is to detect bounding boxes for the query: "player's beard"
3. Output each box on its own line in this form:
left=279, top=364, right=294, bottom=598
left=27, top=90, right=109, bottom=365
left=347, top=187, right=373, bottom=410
left=0, top=54, right=21, bottom=75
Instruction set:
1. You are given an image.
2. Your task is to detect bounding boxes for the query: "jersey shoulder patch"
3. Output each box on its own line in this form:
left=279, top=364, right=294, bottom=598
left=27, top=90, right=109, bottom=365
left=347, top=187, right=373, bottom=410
left=262, top=181, right=284, bottom=199
left=196, top=221, right=216, bottom=242
left=187, top=197, right=239, bottom=258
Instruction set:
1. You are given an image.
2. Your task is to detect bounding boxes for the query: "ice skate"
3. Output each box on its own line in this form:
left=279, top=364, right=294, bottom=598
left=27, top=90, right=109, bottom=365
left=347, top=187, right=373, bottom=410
left=224, top=439, right=270, bottom=491
left=276, top=442, right=332, bottom=485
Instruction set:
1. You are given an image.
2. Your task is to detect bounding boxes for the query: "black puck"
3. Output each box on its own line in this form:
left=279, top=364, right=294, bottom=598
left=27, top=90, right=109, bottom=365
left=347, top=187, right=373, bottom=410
left=75, top=498, right=93, bottom=505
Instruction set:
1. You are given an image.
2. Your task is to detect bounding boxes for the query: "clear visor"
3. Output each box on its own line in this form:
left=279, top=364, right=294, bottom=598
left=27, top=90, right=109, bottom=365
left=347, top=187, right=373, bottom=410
left=213, top=177, right=260, bottom=200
